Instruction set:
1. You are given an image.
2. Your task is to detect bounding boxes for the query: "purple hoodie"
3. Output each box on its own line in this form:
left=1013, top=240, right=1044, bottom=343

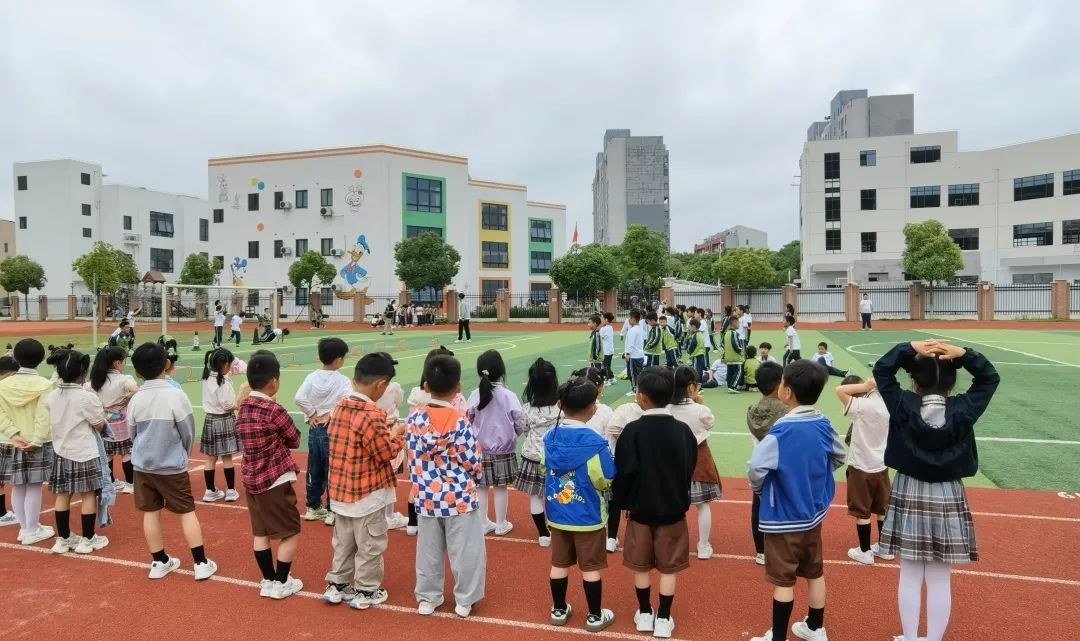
left=466, top=384, right=524, bottom=455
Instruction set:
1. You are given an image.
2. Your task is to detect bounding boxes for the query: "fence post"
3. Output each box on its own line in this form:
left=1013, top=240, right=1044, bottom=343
left=659, top=286, right=674, bottom=307
left=99, top=294, right=109, bottom=322
left=9, top=295, right=19, bottom=321
left=549, top=287, right=562, bottom=324
left=721, top=286, right=735, bottom=310
left=445, top=289, right=459, bottom=325
left=602, top=289, right=617, bottom=314
left=38, top=295, right=48, bottom=321
left=67, top=295, right=77, bottom=320
left=496, top=289, right=510, bottom=322
left=398, top=290, right=409, bottom=308
left=844, top=283, right=860, bottom=323
left=782, top=285, right=798, bottom=317
left=978, top=282, right=995, bottom=321
left=352, top=292, right=365, bottom=323
left=1052, top=280, right=1070, bottom=320
left=909, top=282, right=924, bottom=320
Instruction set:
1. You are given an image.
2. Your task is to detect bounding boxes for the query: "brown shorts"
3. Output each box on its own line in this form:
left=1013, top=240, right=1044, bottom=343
left=134, top=471, right=196, bottom=514
left=764, top=526, right=823, bottom=587
left=550, top=527, right=608, bottom=572
left=622, top=518, right=690, bottom=574
left=846, top=467, right=891, bottom=519
left=248, top=482, right=301, bottom=539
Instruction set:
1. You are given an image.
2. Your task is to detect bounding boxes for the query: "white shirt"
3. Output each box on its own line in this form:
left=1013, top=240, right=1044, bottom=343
left=47, top=384, right=105, bottom=462
left=214, top=312, right=225, bottom=327
left=625, top=323, right=646, bottom=359
left=620, top=319, right=630, bottom=338
left=758, top=354, right=778, bottom=364
left=709, top=359, right=725, bottom=376
left=815, top=352, right=835, bottom=367
left=845, top=392, right=889, bottom=473
left=599, top=325, right=615, bottom=356
left=591, top=403, right=614, bottom=441
left=736, top=321, right=748, bottom=342
left=668, top=400, right=715, bottom=445
left=294, top=369, right=352, bottom=420
left=90, top=370, right=138, bottom=407
left=376, top=382, right=404, bottom=421
left=743, top=313, right=753, bottom=328
left=201, top=375, right=236, bottom=414
left=860, top=299, right=873, bottom=314
left=608, top=402, right=644, bottom=451
left=701, top=324, right=713, bottom=349
left=785, top=325, right=801, bottom=351
left=230, top=314, right=242, bottom=331
left=332, top=486, right=395, bottom=518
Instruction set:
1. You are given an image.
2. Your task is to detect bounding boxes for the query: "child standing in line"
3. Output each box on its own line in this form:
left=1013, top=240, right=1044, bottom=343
left=323, top=353, right=406, bottom=610
left=236, top=352, right=304, bottom=600
left=0, top=339, right=55, bottom=546
left=658, top=316, right=679, bottom=368
left=408, top=354, right=485, bottom=618
left=614, top=367, right=697, bottom=639
left=375, top=378, right=408, bottom=531
left=230, top=311, right=243, bottom=346
left=543, top=376, right=617, bottom=632
left=127, top=342, right=217, bottom=581
left=743, top=345, right=761, bottom=391
left=200, top=348, right=240, bottom=503
left=721, top=316, right=745, bottom=394
left=213, top=306, right=226, bottom=348
left=605, top=399, right=642, bottom=552
left=684, top=319, right=708, bottom=375
left=668, top=307, right=685, bottom=361
left=588, top=315, right=604, bottom=369
left=783, top=315, right=801, bottom=366
left=600, top=312, right=616, bottom=384
left=748, top=360, right=846, bottom=641
left=759, top=342, right=779, bottom=364
left=624, top=310, right=646, bottom=396
left=47, top=350, right=109, bottom=555
left=467, top=350, right=524, bottom=536
left=874, top=340, right=999, bottom=641
left=89, top=347, right=139, bottom=495
left=294, top=337, right=353, bottom=527
left=813, top=342, right=849, bottom=378
left=643, top=313, right=663, bottom=367
left=745, top=362, right=788, bottom=566
left=742, top=305, right=754, bottom=345
left=834, top=374, right=891, bottom=565
left=667, top=366, right=720, bottom=561
left=694, top=309, right=713, bottom=367
left=515, top=358, right=560, bottom=547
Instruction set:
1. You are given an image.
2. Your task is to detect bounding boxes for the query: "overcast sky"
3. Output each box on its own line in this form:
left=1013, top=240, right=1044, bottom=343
left=3, top=1, right=1079, bottom=251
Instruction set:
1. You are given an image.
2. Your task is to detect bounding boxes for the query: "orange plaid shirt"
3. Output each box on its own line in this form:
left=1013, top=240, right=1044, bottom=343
left=327, top=393, right=404, bottom=504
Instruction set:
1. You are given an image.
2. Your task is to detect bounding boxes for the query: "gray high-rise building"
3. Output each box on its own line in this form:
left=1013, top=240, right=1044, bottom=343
left=805, top=89, right=914, bottom=142
left=592, top=129, right=670, bottom=246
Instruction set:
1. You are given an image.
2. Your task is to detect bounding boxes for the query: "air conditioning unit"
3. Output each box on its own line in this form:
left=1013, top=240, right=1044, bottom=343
left=280, top=201, right=292, bottom=210
left=279, top=247, right=292, bottom=257
left=121, top=233, right=141, bottom=243
left=329, top=249, right=344, bottom=257
left=320, top=207, right=334, bottom=217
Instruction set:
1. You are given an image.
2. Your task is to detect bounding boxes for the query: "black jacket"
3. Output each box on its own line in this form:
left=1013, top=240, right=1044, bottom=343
left=613, top=412, right=698, bottom=525
left=873, top=344, right=999, bottom=482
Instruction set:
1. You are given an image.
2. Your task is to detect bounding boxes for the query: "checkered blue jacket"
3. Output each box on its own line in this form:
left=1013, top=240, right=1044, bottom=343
left=406, top=403, right=482, bottom=518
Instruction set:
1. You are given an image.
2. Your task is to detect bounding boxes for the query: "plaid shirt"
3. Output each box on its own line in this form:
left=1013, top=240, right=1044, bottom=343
left=237, top=392, right=300, bottom=494
left=327, top=393, right=404, bottom=504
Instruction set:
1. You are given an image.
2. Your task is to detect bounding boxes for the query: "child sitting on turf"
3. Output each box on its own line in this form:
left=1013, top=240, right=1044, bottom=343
left=745, top=362, right=787, bottom=565
left=467, top=349, right=524, bottom=536
left=323, top=352, right=406, bottom=610
left=236, top=352, right=303, bottom=600
left=127, top=342, right=217, bottom=581
left=758, top=342, right=778, bottom=364
left=200, top=348, right=240, bottom=503
left=89, top=346, right=139, bottom=495
left=667, top=366, right=720, bottom=562
left=614, top=367, right=697, bottom=639
left=743, top=345, right=761, bottom=391
left=294, top=337, right=352, bottom=526
left=874, top=340, right=999, bottom=641
left=748, top=360, right=846, bottom=641
left=407, top=353, right=485, bottom=618
left=543, top=375, right=617, bottom=632
left=813, top=342, right=849, bottom=378
left=516, top=358, right=560, bottom=547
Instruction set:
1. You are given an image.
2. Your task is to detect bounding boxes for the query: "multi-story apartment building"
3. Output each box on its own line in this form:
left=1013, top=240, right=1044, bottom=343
left=694, top=225, right=768, bottom=254
left=592, top=129, right=670, bottom=246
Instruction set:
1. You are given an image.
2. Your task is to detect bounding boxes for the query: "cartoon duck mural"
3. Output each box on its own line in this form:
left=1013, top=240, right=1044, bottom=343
left=335, top=234, right=373, bottom=307
left=230, top=258, right=248, bottom=287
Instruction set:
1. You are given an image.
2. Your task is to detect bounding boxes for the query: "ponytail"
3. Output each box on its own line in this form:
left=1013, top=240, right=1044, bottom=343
left=58, top=350, right=92, bottom=384
left=202, top=348, right=234, bottom=386
left=475, top=349, right=506, bottom=411
left=671, top=365, right=699, bottom=404
left=90, top=346, right=127, bottom=391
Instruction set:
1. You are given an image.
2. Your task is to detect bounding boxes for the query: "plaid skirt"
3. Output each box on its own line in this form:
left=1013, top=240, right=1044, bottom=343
left=0, top=444, right=12, bottom=485
left=11, top=442, right=55, bottom=485
left=49, top=454, right=105, bottom=494
left=690, top=481, right=722, bottom=504
left=480, top=452, right=519, bottom=488
left=200, top=413, right=240, bottom=456
left=514, top=457, right=545, bottom=497
left=879, top=472, right=978, bottom=564
left=103, top=438, right=132, bottom=458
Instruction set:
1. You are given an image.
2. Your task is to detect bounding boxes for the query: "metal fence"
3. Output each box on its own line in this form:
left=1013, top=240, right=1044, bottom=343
left=862, top=286, right=910, bottom=319
left=925, top=286, right=978, bottom=317
left=995, top=284, right=1053, bottom=319
left=615, top=290, right=661, bottom=317
left=734, top=289, right=784, bottom=321
left=796, top=287, right=845, bottom=318
left=1073, top=284, right=1080, bottom=314
left=506, top=292, right=550, bottom=320
left=672, top=286, right=723, bottom=312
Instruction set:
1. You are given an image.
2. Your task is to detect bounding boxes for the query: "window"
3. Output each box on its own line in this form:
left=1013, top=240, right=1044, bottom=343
left=405, top=176, right=443, bottom=213
left=81, top=203, right=91, bottom=216
left=320, top=188, right=333, bottom=207
left=295, top=238, right=308, bottom=255
left=1063, top=219, right=1080, bottom=244
left=274, top=240, right=284, bottom=257
left=321, top=238, right=334, bottom=256
left=248, top=193, right=259, bottom=211
left=867, top=272, right=889, bottom=282
left=18, top=217, right=26, bottom=229
left=482, top=241, right=509, bottom=268
left=406, top=225, right=443, bottom=238
left=910, top=185, right=941, bottom=208
left=824, top=196, right=840, bottom=221
left=274, top=191, right=284, bottom=209
left=199, top=252, right=209, bottom=261
left=823, top=152, right=840, bottom=180
left=860, top=189, right=876, bottom=211
left=1013, top=273, right=1053, bottom=285
left=949, top=228, right=980, bottom=250
left=82, top=228, right=91, bottom=238
left=247, top=290, right=260, bottom=308
left=948, top=183, right=980, bottom=206
left=530, top=219, right=553, bottom=242
left=1014, top=173, right=1054, bottom=201
left=859, top=150, right=876, bottom=167
left=16, top=176, right=27, bottom=191
left=80, top=172, right=91, bottom=185
left=825, top=229, right=841, bottom=253
left=293, top=287, right=308, bottom=306
left=213, top=208, right=224, bottom=223
left=481, top=203, right=508, bottom=231
left=295, top=190, right=308, bottom=209
left=530, top=251, right=552, bottom=274
left=861, top=232, right=876, bottom=253
left=123, top=215, right=132, bottom=231
left=149, top=211, right=174, bottom=237
left=248, top=240, right=260, bottom=259
left=199, top=218, right=209, bottom=242
left=481, top=279, right=509, bottom=304
left=1064, top=170, right=1080, bottom=196
left=1012, top=222, right=1053, bottom=247
left=910, top=145, right=941, bottom=163
left=320, top=287, right=333, bottom=302
left=530, top=283, right=551, bottom=303
left=150, top=248, right=174, bottom=273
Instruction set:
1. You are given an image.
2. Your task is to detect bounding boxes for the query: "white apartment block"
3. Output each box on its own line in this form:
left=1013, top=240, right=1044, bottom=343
left=593, top=129, right=670, bottom=246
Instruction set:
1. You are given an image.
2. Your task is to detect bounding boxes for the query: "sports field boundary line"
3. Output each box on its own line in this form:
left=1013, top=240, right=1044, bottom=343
left=707, top=430, right=1080, bottom=446
left=922, top=331, right=1080, bottom=368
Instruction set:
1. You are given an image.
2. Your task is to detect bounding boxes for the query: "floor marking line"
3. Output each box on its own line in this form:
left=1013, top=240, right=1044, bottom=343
left=923, top=331, right=1080, bottom=368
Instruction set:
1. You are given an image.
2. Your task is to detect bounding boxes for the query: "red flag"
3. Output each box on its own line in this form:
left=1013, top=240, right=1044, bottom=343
left=572, top=222, right=579, bottom=244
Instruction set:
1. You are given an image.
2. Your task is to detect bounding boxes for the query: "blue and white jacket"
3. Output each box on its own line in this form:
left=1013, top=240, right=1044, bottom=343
left=748, top=406, right=846, bottom=533
left=541, top=419, right=615, bottom=532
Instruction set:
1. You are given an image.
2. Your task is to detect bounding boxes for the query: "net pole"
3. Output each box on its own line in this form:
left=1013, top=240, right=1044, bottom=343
left=92, top=274, right=98, bottom=350
left=161, top=284, right=168, bottom=339
left=271, top=283, right=280, bottom=331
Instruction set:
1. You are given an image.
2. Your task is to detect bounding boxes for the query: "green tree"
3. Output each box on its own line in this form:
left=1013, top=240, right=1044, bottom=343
left=903, top=220, right=964, bottom=312
left=393, top=232, right=462, bottom=292
left=617, top=224, right=668, bottom=289
left=177, top=253, right=217, bottom=292
left=0, top=256, right=47, bottom=319
left=549, top=243, right=621, bottom=296
left=714, top=248, right=778, bottom=289
left=287, top=250, right=338, bottom=293
left=770, top=240, right=801, bottom=285
left=72, top=242, right=139, bottom=295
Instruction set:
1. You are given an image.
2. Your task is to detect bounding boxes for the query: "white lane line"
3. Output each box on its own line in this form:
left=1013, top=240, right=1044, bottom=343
left=708, top=431, right=1080, bottom=446
left=924, top=331, right=1080, bottom=368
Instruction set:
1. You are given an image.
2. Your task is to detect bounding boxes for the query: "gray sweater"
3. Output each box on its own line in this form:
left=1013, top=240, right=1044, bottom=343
left=126, top=380, right=196, bottom=474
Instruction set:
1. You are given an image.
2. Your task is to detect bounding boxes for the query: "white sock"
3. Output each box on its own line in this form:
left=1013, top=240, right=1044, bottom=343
left=22, top=483, right=43, bottom=530
left=384, top=501, right=395, bottom=518
left=924, top=561, right=952, bottom=641
left=898, top=558, right=925, bottom=641
left=11, top=484, right=27, bottom=530
left=529, top=494, right=544, bottom=515
left=697, top=503, right=712, bottom=545
left=493, top=487, right=509, bottom=526
left=477, top=487, right=490, bottom=522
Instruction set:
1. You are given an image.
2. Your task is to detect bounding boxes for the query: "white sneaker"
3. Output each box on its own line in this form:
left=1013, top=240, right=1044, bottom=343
left=260, top=580, right=276, bottom=598
left=0, top=511, right=17, bottom=527
left=847, top=547, right=874, bottom=565
left=454, top=603, right=472, bottom=618
left=74, top=535, right=109, bottom=554
left=696, top=542, right=713, bottom=560
left=349, top=587, right=388, bottom=609
left=792, top=618, right=828, bottom=641
left=538, top=535, right=551, bottom=548
left=550, top=603, right=572, bottom=626
left=386, top=512, right=408, bottom=530
left=417, top=601, right=440, bottom=616
left=755, top=552, right=766, bottom=565
left=193, top=559, right=218, bottom=581
left=224, top=489, right=240, bottom=502
left=202, top=489, right=225, bottom=502
left=270, top=576, right=303, bottom=600
left=493, top=521, right=514, bottom=536
left=21, top=525, right=55, bottom=545
left=634, top=610, right=655, bottom=632
left=483, top=520, right=497, bottom=535
left=50, top=535, right=80, bottom=554
left=405, top=525, right=418, bottom=536
left=749, top=631, right=775, bottom=641
left=653, top=616, right=675, bottom=638
left=149, top=556, right=181, bottom=579
left=324, top=512, right=336, bottom=526
left=322, top=584, right=358, bottom=604
left=120, top=481, right=135, bottom=494
left=872, top=543, right=895, bottom=561
left=606, top=537, right=619, bottom=553
left=587, top=609, right=616, bottom=633
left=113, top=479, right=126, bottom=491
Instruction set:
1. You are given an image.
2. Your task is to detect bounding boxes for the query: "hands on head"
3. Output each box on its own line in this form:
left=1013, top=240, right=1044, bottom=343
left=910, top=339, right=966, bottom=361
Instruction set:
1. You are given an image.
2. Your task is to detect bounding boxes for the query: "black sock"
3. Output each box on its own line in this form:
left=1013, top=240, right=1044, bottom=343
left=122, top=460, right=134, bottom=484
left=773, top=599, right=795, bottom=640
left=857, top=522, right=872, bottom=552
left=203, top=469, right=216, bottom=492
left=55, top=509, right=70, bottom=539
left=109, top=463, right=115, bottom=483
left=531, top=512, right=549, bottom=538
left=583, top=579, right=603, bottom=618
left=151, top=549, right=169, bottom=564
left=807, top=606, right=825, bottom=631
left=81, top=513, right=96, bottom=539
left=0, top=493, right=5, bottom=514
left=274, top=559, right=292, bottom=583
left=608, top=507, right=621, bottom=540
left=657, top=593, right=674, bottom=620
left=550, top=576, right=568, bottom=611
left=254, top=548, right=275, bottom=581
left=877, top=518, right=885, bottom=540
left=635, top=586, right=652, bottom=614
left=223, top=467, right=236, bottom=490
left=407, top=501, right=417, bottom=527
left=191, top=545, right=207, bottom=565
